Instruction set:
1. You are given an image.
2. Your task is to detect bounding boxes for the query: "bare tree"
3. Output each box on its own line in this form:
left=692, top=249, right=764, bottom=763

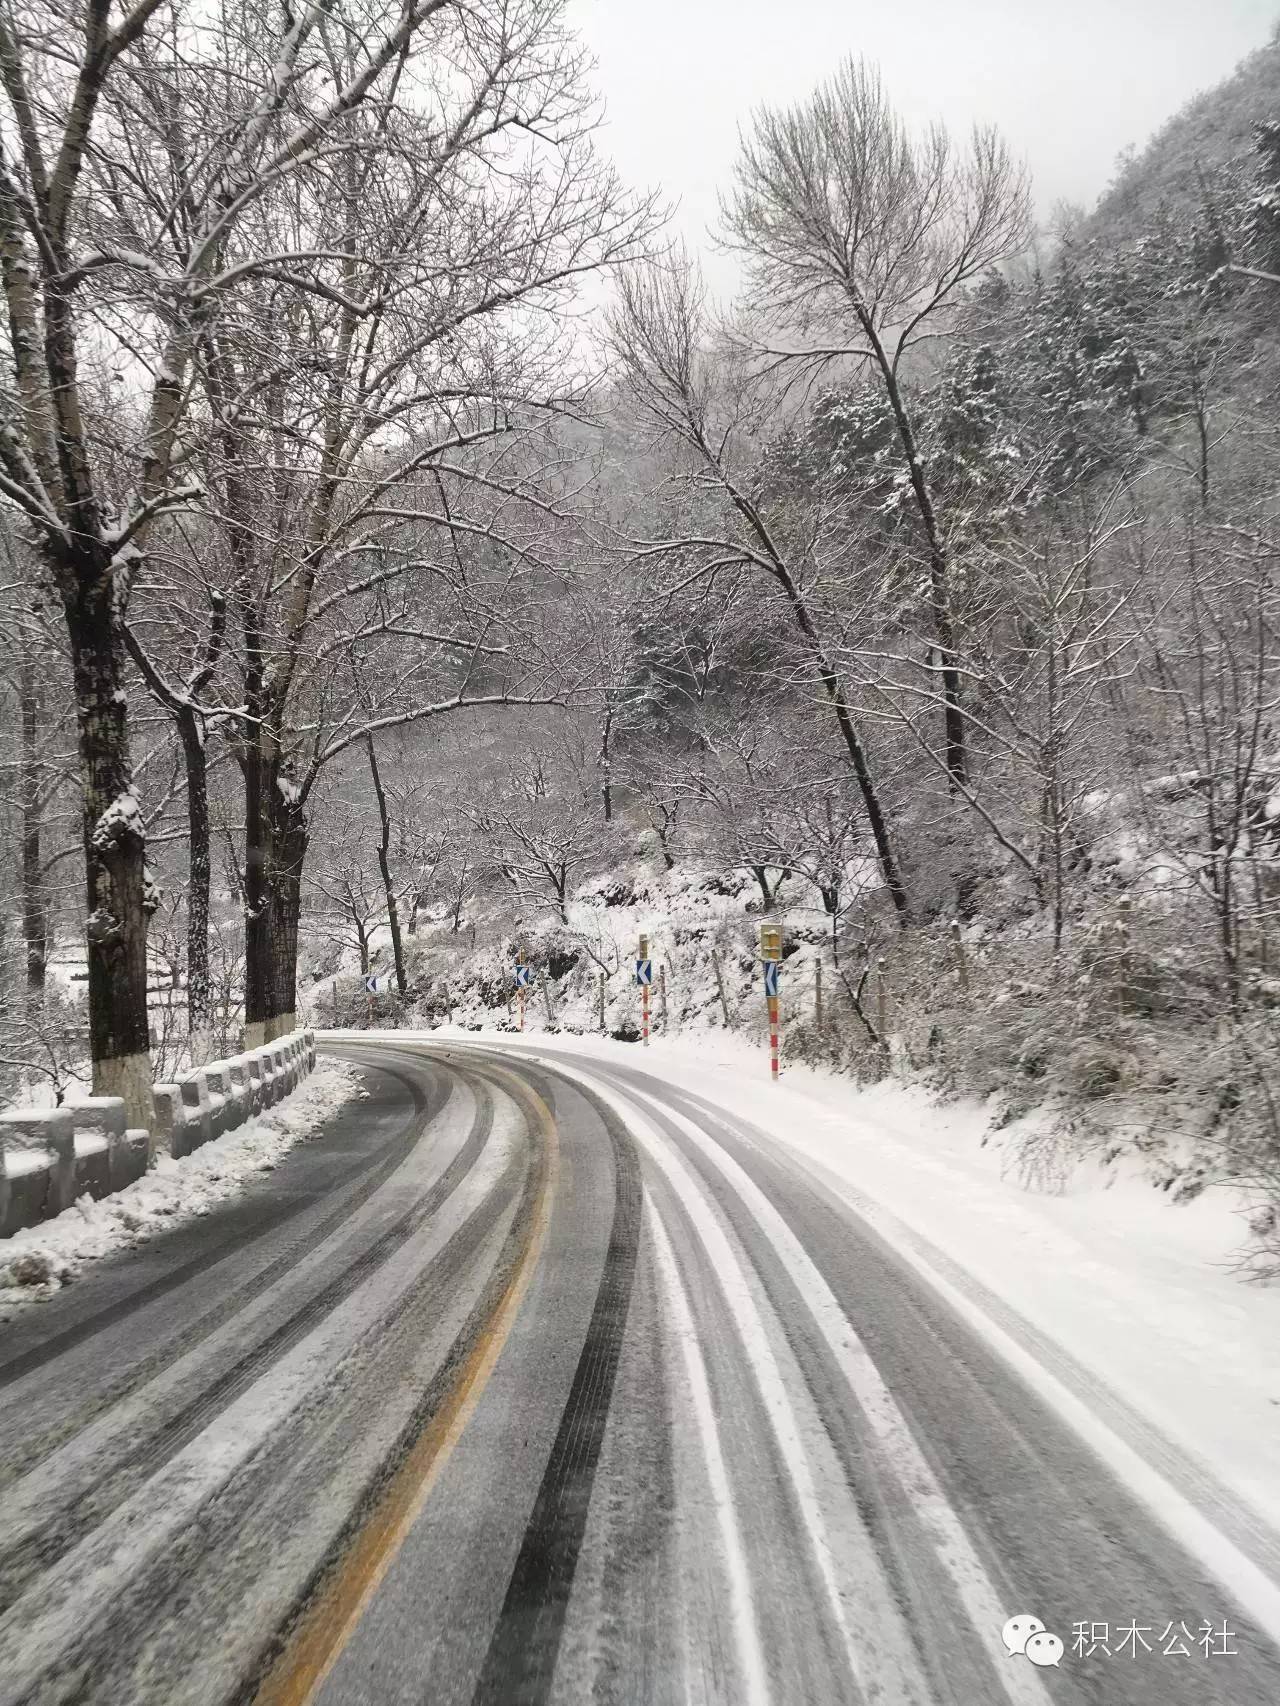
left=365, top=733, right=408, bottom=998
left=721, top=57, right=1031, bottom=791
left=608, top=256, right=910, bottom=918
left=171, top=11, right=656, bottom=1042
left=124, top=573, right=229, bottom=1062
left=1126, top=527, right=1280, bottom=1009
left=0, top=0, right=476, bottom=1120
left=855, top=503, right=1138, bottom=946
left=305, top=818, right=388, bottom=983
left=468, top=733, right=608, bottom=924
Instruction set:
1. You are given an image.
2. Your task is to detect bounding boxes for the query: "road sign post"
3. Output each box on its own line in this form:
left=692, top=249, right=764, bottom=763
left=636, top=935, right=652, bottom=1046
left=515, top=952, right=528, bottom=1032
left=761, top=924, right=782, bottom=1081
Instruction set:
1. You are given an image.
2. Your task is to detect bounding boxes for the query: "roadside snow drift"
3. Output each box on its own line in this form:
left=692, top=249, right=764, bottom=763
left=0, top=1056, right=363, bottom=1311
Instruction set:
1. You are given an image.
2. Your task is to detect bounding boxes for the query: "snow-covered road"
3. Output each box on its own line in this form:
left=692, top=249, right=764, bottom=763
left=0, top=1034, right=1277, bottom=1705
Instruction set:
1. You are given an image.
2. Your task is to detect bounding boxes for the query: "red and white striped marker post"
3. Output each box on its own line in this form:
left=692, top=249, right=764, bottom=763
left=638, top=934, right=651, bottom=1046
left=761, top=924, right=782, bottom=1081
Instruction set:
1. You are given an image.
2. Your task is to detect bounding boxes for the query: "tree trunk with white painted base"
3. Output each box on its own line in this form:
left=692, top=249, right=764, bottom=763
left=64, top=559, right=155, bottom=1130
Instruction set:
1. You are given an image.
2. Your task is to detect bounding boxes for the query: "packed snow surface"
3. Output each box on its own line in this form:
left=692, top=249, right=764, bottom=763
left=340, top=1024, right=1280, bottom=1564
left=0, top=1055, right=362, bottom=1311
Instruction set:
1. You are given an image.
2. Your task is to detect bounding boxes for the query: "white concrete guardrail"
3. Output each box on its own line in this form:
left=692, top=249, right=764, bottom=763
left=0, top=1029, right=316, bottom=1239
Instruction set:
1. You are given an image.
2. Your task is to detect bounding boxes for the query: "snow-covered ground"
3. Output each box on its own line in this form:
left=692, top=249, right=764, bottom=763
left=0, top=1055, right=363, bottom=1313
left=354, top=1023, right=1280, bottom=1567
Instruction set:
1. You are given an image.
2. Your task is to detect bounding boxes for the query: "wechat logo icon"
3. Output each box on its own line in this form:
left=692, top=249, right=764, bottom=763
left=1003, top=1615, right=1065, bottom=1668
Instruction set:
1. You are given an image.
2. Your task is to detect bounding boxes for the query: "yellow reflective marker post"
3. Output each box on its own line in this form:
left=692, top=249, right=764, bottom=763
left=761, top=924, right=782, bottom=1081
left=637, top=934, right=651, bottom=1047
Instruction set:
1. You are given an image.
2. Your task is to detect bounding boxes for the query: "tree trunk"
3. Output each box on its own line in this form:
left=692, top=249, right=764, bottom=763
left=242, top=742, right=271, bottom=1049
left=600, top=706, right=614, bottom=823
left=177, top=708, right=213, bottom=1063
left=761, top=548, right=910, bottom=921
left=795, top=646, right=907, bottom=919
left=750, top=865, right=780, bottom=911
left=19, top=640, right=47, bottom=999
left=242, top=741, right=308, bottom=1045
left=868, top=333, right=969, bottom=791
left=366, top=734, right=407, bottom=998
left=267, top=794, right=307, bottom=1041
left=64, top=570, right=155, bottom=1129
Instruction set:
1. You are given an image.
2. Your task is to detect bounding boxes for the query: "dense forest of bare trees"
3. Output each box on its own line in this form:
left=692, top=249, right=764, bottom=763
left=6, top=3, right=1280, bottom=1233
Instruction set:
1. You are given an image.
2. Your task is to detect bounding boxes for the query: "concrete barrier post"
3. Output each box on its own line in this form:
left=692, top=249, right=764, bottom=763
left=179, top=1074, right=214, bottom=1152
left=245, top=1053, right=265, bottom=1115
left=0, top=1108, right=74, bottom=1229
left=68, top=1098, right=125, bottom=1201
left=261, top=1044, right=281, bottom=1102
left=44, top=1109, right=76, bottom=1214
left=116, top=1128, right=151, bottom=1188
left=226, top=1057, right=252, bottom=1126
left=268, top=1045, right=286, bottom=1104
left=202, top=1064, right=232, bottom=1137
left=152, top=1085, right=188, bottom=1156
left=0, top=1145, right=51, bottom=1235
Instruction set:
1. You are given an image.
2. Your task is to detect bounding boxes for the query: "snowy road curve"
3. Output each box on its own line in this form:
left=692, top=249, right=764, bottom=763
left=1, top=1036, right=1278, bottom=1705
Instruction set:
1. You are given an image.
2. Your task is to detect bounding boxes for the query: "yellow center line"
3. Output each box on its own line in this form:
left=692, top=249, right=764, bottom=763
left=250, top=1060, right=558, bottom=1706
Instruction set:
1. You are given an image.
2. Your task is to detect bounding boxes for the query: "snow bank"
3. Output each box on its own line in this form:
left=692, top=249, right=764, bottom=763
left=0, top=1055, right=363, bottom=1313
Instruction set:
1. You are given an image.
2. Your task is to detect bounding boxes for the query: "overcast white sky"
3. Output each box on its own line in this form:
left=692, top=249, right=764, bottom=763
left=567, top=0, right=1278, bottom=291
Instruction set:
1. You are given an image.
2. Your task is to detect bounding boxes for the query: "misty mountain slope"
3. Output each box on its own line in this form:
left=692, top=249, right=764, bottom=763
left=1087, top=31, right=1280, bottom=241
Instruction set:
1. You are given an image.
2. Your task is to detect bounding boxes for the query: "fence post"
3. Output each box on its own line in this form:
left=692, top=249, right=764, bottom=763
left=542, top=976, right=555, bottom=1028
left=876, top=955, right=889, bottom=1044
left=815, top=960, right=824, bottom=1032
left=639, top=933, right=650, bottom=1046
left=598, top=973, right=606, bottom=1033
left=659, top=963, right=668, bottom=1032
left=951, top=920, right=969, bottom=993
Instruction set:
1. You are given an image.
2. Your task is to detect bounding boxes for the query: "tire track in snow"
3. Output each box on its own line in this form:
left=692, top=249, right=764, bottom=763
left=0, top=1084, right=530, bottom=1706
left=0, top=1071, right=493, bottom=1612
left=469, top=1087, right=642, bottom=1704
left=536, top=1054, right=1054, bottom=1706
left=598, top=1072, right=938, bottom=1706
left=645, top=1200, right=771, bottom=1706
